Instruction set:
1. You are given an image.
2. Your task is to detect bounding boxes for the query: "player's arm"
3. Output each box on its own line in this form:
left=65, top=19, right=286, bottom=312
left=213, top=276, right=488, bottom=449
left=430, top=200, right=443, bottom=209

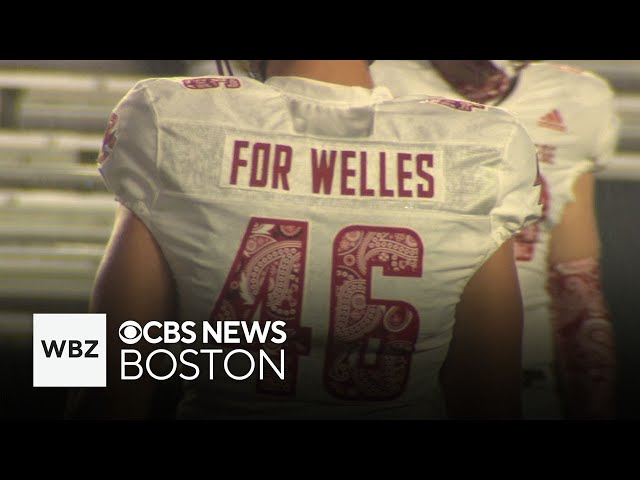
left=547, top=172, right=616, bottom=419
left=440, top=238, right=523, bottom=419
left=66, top=205, right=177, bottom=419
left=549, top=173, right=601, bottom=262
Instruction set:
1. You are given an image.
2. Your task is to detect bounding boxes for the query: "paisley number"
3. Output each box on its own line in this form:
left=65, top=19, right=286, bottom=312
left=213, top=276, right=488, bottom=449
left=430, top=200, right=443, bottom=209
left=210, top=218, right=424, bottom=400
left=325, top=226, right=423, bottom=400
left=515, top=174, right=550, bottom=262
left=209, top=218, right=310, bottom=395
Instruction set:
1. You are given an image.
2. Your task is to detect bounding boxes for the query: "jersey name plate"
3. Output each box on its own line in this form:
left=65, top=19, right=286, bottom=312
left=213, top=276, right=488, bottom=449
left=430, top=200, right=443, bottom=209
left=220, top=130, right=445, bottom=203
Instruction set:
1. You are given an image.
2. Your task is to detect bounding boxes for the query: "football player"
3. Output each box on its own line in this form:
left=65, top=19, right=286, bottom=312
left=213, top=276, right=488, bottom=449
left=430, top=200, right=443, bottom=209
left=67, top=60, right=541, bottom=419
left=370, top=60, right=619, bottom=419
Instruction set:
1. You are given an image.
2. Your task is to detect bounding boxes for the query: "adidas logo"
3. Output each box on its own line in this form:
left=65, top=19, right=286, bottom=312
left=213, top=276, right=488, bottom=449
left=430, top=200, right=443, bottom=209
left=538, top=109, right=567, bottom=132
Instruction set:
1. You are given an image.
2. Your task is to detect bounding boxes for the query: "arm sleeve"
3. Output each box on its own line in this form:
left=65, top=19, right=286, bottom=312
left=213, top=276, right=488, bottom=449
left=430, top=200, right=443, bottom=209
left=98, top=81, right=159, bottom=225
left=491, top=121, right=543, bottom=246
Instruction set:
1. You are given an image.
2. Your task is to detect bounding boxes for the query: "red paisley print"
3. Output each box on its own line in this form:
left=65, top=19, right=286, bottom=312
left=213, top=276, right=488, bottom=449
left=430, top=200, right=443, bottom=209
left=325, top=227, right=423, bottom=400
left=209, top=218, right=310, bottom=395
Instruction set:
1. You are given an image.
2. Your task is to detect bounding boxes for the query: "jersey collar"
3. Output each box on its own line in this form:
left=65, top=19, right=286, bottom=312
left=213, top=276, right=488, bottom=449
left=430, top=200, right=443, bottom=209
left=265, top=75, right=394, bottom=105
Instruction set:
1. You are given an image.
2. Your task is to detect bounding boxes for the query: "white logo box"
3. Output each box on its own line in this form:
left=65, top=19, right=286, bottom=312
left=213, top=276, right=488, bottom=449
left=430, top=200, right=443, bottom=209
left=33, top=313, right=106, bottom=387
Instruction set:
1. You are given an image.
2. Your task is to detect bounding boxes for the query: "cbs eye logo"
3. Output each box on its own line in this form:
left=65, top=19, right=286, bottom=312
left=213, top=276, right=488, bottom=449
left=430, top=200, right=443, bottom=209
left=119, top=320, right=142, bottom=345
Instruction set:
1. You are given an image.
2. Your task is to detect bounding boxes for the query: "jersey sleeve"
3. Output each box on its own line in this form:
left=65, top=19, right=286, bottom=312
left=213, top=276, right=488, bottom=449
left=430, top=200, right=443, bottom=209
left=587, top=76, right=620, bottom=171
left=490, top=121, right=543, bottom=246
left=546, top=71, right=620, bottom=225
left=98, top=81, right=159, bottom=225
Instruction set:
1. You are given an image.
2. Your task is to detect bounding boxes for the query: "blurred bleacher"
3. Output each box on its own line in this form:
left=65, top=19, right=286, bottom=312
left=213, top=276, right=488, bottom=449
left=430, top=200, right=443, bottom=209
left=1, top=60, right=639, bottom=419
left=0, top=61, right=188, bottom=419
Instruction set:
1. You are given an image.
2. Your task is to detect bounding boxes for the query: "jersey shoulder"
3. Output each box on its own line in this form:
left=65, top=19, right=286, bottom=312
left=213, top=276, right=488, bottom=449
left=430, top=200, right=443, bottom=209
left=382, top=94, right=517, bottom=119
left=125, top=75, right=274, bottom=119
left=132, top=75, right=264, bottom=92
left=522, top=62, right=615, bottom=106
left=380, top=94, right=528, bottom=141
left=519, top=62, right=619, bottom=159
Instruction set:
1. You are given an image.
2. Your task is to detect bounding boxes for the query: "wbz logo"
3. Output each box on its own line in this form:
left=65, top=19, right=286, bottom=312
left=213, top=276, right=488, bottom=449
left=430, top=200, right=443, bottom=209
left=41, top=339, right=99, bottom=358
left=33, top=314, right=106, bottom=387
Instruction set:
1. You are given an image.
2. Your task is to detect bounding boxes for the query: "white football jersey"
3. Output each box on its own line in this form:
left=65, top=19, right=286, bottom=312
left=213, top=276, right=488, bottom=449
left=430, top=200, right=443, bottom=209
left=371, top=60, right=620, bottom=416
left=99, top=74, right=541, bottom=419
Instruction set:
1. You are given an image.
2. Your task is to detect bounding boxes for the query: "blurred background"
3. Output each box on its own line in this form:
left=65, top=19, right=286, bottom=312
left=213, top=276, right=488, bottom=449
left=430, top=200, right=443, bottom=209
left=0, top=60, right=638, bottom=419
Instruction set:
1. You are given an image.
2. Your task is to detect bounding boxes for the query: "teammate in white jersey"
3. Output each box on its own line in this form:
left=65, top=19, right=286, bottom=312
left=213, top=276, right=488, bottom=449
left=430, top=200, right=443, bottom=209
left=67, top=60, right=541, bottom=419
left=369, top=60, right=619, bottom=419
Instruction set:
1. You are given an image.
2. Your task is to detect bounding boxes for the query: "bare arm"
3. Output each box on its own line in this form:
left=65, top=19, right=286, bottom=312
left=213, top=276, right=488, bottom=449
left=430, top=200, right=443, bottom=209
left=440, top=238, right=523, bottom=419
left=547, top=172, right=616, bottom=418
left=66, top=205, right=177, bottom=419
left=549, top=173, right=601, bottom=264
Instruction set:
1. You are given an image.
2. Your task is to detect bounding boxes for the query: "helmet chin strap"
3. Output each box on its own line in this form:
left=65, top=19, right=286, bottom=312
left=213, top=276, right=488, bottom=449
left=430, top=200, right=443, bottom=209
left=431, top=60, right=528, bottom=105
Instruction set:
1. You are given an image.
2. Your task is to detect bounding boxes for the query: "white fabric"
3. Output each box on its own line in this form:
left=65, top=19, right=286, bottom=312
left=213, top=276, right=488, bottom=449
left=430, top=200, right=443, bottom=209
left=371, top=60, right=620, bottom=418
left=99, top=74, right=541, bottom=419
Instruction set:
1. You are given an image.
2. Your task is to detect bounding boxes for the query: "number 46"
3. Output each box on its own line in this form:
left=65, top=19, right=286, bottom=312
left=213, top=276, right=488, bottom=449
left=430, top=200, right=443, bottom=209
left=210, top=217, right=424, bottom=401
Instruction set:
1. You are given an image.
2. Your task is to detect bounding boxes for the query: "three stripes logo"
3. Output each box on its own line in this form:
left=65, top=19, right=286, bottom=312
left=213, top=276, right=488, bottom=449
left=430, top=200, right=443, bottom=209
left=538, top=109, right=567, bottom=132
